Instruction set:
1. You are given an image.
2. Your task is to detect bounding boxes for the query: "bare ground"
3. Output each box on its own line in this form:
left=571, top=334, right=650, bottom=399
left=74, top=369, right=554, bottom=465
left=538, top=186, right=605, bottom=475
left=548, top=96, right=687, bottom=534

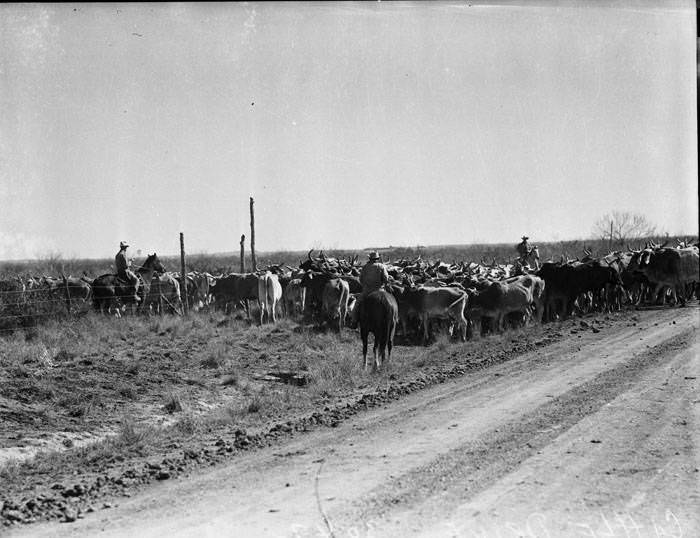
left=4, top=305, right=697, bottom=537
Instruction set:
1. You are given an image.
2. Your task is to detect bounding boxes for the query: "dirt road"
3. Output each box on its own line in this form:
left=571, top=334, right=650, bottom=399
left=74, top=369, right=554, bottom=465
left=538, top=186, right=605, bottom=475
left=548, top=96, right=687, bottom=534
left=12, top=306, right=699, bottom=538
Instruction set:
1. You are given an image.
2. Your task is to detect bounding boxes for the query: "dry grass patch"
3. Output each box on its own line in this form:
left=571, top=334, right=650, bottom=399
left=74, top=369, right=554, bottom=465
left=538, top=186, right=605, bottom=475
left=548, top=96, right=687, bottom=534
left=163, top=392, right=184, bottom=414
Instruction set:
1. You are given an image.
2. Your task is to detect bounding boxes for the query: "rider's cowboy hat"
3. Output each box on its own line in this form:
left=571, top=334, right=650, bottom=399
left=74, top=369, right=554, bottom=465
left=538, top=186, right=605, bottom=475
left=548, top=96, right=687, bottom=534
left=368, top=251, right=381, bottom=261
left=119, top=241, right=129, bottom=249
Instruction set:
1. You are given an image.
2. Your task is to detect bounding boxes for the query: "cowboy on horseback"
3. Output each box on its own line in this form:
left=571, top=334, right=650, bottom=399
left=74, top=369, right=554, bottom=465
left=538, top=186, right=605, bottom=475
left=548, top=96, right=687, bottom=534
left=349, top=251, right=390, bottom=329
left=516, top=236, right=531, bottom=262
left=115, top=241, right=140, bottom=303
left=515, top=236, right=540, bottom=272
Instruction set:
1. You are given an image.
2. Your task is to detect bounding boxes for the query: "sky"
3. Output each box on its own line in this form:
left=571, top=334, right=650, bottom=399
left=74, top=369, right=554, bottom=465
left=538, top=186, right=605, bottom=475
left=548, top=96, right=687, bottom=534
left=0, top=1, right=697, bottom=260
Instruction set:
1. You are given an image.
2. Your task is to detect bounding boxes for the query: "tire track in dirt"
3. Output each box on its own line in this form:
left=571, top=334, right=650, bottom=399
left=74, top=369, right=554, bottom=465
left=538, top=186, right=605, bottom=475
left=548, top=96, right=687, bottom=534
left=343, top=326, right=698, bottom=537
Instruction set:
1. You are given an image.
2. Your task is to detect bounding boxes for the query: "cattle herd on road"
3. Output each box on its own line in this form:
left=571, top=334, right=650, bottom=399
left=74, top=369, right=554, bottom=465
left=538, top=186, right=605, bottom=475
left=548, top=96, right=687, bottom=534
left=1, top=240, right=698, bottom=368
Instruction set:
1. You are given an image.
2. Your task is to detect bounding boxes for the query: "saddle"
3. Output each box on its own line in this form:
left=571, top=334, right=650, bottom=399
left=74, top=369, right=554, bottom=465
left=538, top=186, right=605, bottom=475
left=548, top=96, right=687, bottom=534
left=115, top=273, right=141, bottom=288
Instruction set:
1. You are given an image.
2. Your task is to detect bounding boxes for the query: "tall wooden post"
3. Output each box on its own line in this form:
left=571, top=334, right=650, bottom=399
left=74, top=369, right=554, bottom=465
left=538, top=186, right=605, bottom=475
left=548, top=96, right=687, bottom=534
left=249, top=197, right=257, bottom=271
left=609, top=220, right=613, bottom=251
left=62, top=273, right=71, bottom=315
left=239, top=234, right=246, bottom=273
left=179, top=232, right=188, bottom=315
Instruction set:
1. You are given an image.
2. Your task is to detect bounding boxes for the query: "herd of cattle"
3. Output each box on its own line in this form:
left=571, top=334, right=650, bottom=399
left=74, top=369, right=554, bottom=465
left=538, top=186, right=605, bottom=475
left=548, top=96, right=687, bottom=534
left=0, top=241, right=698, bottom=365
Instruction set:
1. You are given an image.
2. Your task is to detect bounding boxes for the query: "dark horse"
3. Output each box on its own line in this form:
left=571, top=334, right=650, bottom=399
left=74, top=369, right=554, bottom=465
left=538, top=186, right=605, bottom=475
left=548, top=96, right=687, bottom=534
left=92, top=254, right=166, bottom=316
left=359, top=290, right=398, bottom=371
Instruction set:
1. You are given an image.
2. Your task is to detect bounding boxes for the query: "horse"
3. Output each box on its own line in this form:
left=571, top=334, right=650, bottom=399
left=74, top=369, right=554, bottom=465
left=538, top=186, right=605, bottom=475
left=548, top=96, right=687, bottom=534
left=92, top=254, right=166, bottom=316
left=517, top=246, right=540, bottom=273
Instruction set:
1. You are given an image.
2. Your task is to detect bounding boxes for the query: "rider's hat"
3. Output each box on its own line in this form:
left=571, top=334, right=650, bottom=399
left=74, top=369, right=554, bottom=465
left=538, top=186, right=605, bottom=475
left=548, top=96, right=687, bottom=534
left=521, top=236, right=529, bottom=240
left=119, top=241, right=129, bottom=249
left=368, top=251, right=381, bottom=261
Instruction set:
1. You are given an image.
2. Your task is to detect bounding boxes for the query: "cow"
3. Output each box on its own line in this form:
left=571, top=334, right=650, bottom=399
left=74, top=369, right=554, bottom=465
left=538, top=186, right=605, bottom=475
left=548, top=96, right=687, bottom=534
left=182, top=271, right=213, bottom=311
left=0, top=277, right=26, bottom=310
left=339, top=275, right=362, bottom=294
left=467, top=274, right=545, bottom=334
left=392, top=285, right=469, bottom=344
left=209, top=273, right=259, bottom=317
left=257, top=272, right=283, bottom=324
left=145, top=273, right=183, bottom=315
left=299, top=271, right=339, bottom=319
left=628, top=246, right=699, bottom=305
left=40, top=276, right=92, bottom=305
left=282, top=278, right=306, bottom=318
left=358, top=290, right=398, bottom=370
left=321, top=278, right=350, bottom=331
left=537, top=260, right=623, bottom=320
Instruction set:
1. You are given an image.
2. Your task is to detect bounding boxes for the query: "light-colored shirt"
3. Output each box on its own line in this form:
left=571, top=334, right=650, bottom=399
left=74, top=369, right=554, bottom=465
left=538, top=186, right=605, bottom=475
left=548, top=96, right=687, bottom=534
left=360, top=261, right=389, bottom=294
left=115, top=249, right=130, bottom=273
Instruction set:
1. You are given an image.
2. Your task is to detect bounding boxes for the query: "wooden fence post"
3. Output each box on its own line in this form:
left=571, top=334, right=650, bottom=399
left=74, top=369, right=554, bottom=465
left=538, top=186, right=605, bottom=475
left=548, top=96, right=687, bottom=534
left=62, top=273, right=71, bottom=315
left=250, top=197, right=257, bottom=272
left=180, top=232, right=188, bottom=315
left=240, top=234, right=246, bottom=273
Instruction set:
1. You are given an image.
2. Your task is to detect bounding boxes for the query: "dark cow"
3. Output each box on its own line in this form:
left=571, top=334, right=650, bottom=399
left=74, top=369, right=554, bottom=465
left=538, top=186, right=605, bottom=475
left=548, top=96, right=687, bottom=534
left=628, top=247, right=699, bottom=305
left=359, top=290, right=398, bottom=370
left=299, top=271, right=339, bottom=319
left=209, top=273, right=259, bottom=317
left=537, top=260, right=623, bottom=320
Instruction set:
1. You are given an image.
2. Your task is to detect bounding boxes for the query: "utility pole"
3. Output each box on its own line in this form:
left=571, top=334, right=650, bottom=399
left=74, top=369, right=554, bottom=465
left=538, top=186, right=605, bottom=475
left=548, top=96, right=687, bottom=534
left=239, top=234, right=246, bottom=273
left=250, top=197, right=257, bottom=271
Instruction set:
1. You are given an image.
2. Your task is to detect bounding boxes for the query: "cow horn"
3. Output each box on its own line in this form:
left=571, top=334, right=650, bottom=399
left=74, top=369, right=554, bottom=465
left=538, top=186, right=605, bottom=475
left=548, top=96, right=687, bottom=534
left=307, top=249, right=314, bottom=261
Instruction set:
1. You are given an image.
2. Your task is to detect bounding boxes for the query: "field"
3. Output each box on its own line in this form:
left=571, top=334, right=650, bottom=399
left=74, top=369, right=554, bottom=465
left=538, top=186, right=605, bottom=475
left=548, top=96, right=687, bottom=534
left=0, top=304, right=562, bottom=525
left=0, top=238, right=698, bottom=532
left=0, top=303, right=697, bottom=535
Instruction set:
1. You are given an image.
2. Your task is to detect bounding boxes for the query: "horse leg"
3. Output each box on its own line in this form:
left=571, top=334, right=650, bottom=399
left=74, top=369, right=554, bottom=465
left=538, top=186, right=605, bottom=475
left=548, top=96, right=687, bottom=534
left=387, top=322, right=395, bottom=362
left=377, top=340, right=384, bottom=370
left=361, top=328, right=369, bottom=370
left=373, top=336, right=379, bottom=371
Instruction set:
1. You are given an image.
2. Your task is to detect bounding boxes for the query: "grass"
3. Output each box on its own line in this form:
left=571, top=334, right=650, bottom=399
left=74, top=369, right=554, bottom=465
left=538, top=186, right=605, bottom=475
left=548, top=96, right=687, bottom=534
left=0, top=295, right=569, bottom=505
left=163, top=392, right=184, bottom=414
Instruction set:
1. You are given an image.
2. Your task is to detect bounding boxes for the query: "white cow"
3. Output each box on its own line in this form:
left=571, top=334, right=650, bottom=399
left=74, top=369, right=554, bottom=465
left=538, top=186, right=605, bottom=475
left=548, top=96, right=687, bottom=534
left=257, top=272, right=283, bottom=324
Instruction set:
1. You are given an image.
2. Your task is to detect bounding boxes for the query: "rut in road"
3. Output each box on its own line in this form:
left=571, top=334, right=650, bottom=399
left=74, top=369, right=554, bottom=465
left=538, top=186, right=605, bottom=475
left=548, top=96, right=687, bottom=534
left=344, top=326, right=699, bottom=537
left=345, top=328, right=696, bottom=520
